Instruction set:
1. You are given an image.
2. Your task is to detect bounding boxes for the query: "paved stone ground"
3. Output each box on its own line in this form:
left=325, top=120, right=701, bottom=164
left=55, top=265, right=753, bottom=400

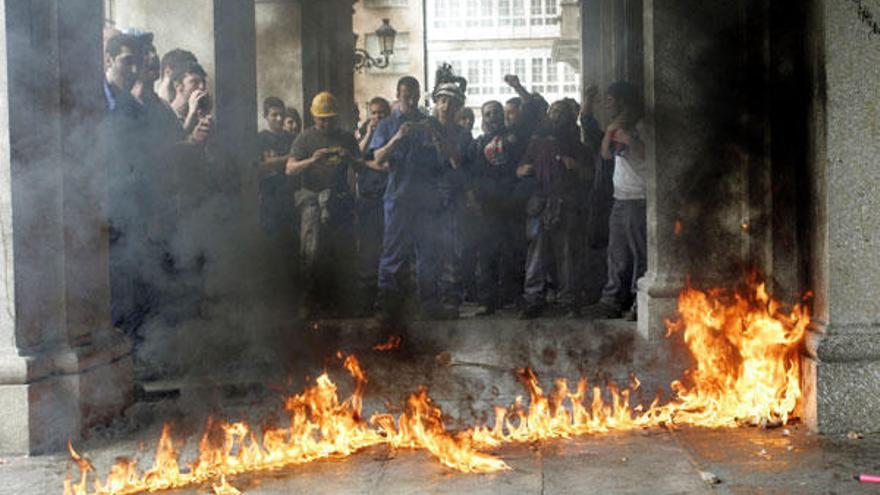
left=2, top=311, right=878, bottom=494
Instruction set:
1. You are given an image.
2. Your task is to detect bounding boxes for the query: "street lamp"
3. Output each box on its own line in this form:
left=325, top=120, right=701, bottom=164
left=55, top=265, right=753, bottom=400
left=354, top=18, right=397, bottom=72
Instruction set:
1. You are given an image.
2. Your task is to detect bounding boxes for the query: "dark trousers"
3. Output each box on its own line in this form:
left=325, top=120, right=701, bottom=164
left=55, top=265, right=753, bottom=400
left=377, top=198, right=443, bottom=312
left=477, top=202, right=525, bottom=308
left=523, top=203, right=583, bottom=310
left=296, top=189, right=355, bottom=312
left=599, top=199, right=647, bottom=311
left=440, top=195, right=468, bottom=307
left=356, top=196, right=384, bottom=310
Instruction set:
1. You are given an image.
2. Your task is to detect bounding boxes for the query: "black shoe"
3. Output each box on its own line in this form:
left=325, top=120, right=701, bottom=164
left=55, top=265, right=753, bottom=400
left=475, top=304, right=495, bottom=317
left=581, top=302, right=622, bottom=320
left=518, top=306, right=542, bottom=320
left=563, top=307, right=581, bottom=319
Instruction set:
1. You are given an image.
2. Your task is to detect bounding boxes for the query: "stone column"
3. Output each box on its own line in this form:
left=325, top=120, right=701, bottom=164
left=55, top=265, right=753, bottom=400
left=213, top=0, right=258, bottom=193
left=299, top=0, right=356, bottom=129
left=0, top=0, right=132, bottom=454
left=802, top=0, right=880, bottom=434
left=638, top=0, right=756, bottom=340
left=256, top=0, right=304, bottom=122
left=580, top=0, right=642, bottom=124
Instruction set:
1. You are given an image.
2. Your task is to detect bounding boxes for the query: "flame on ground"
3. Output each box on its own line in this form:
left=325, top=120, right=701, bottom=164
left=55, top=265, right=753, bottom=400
left=372, top=335, right=402, bottom=351
left=64, top=279, right=808, bottom=494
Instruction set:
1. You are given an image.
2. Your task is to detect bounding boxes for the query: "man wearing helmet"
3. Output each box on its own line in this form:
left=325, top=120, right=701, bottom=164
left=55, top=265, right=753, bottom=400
left=285, top=91, right=379, bottom=318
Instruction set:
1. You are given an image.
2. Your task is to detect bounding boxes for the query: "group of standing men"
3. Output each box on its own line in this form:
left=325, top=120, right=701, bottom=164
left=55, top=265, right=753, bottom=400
left=101, top=28, right=219, bottom=341
left=259, top=65, right=648, bottom=322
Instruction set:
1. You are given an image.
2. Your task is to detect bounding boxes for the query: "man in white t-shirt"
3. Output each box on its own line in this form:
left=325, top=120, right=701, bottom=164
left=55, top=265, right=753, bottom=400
left=583, top=81, right=647, bottom=321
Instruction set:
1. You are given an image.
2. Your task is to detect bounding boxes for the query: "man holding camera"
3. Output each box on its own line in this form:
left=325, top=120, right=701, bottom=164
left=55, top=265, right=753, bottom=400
left=286, top=91, right=372, bottom=318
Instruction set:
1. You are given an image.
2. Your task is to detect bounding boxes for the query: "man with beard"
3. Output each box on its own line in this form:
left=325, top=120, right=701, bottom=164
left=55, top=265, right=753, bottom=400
left=468, top=75, right=547, bottom=315
left=516, top=99, right=593, bottom=319
left=369, top=74, right=466, bottom=322
left=286, top=91, right=375, bottom=318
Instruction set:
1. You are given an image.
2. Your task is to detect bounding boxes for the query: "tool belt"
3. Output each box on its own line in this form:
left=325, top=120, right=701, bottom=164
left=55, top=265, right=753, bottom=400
left=526, top=194, right=566, bottom=230
left=296, top=187, right=353, bottom=226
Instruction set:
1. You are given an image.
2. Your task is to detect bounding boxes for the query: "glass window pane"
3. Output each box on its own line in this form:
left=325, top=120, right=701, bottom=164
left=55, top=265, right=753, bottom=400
left=514, top=59, right=526, bottom=78
left=547, top=59, right=557, bottom=82
left=531, top=58, right=543, bottom=82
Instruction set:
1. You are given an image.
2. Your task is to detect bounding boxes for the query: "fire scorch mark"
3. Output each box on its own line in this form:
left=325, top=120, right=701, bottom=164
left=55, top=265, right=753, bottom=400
left=64, top=278, right=809, bottom=495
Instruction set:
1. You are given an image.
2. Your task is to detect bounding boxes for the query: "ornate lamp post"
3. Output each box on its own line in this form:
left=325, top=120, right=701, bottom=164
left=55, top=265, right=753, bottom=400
left=353, top=18, right=397, bottom=72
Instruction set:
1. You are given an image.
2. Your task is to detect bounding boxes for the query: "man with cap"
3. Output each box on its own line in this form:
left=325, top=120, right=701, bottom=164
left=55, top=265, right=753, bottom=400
left=431, top=64, right=474, bottom=317
left=368, top=72, right=467, bottom=322
left=286, top=91, right=377, bottom=318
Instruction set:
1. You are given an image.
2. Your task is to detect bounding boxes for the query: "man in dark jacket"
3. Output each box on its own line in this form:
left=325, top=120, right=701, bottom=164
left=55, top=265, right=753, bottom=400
left=516, top=99, right=593, bottom=319
left=468, top=75, right=547, bottom=315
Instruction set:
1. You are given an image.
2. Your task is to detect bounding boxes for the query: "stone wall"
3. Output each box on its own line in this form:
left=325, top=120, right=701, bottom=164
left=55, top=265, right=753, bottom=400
left=803, top=0, right=880, bottom=434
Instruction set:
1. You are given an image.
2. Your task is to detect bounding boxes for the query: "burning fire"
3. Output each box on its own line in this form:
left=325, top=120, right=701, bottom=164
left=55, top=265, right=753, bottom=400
left=372, top=335, right=402, bottom=351
left=64, top=279, right=808, bottom=494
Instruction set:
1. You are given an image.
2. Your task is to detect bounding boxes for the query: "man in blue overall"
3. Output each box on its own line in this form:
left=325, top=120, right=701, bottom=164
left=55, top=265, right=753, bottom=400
left=369, top=74, right=467, bottom=322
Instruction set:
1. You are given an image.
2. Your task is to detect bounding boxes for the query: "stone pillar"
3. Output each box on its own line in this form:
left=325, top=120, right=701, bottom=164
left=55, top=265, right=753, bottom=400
left=638, top=0, right=756, bottom=340
left=580, top=0, right=642, bottom=124
left=299, top=0, right=356, bottom=129
left=0, top=0, right=132, bottom=454
left=256, top=0, right=304, bottom=124
left=213, top=0, right=258, bottom=193
left=802, top=0, right=880, bottom=434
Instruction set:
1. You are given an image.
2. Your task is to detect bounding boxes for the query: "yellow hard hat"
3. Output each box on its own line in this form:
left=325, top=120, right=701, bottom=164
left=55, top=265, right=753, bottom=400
left=310, top=91, right=337, bottom=118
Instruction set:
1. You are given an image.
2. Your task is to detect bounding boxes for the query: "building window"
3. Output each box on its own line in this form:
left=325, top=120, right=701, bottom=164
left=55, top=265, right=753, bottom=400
left=366, top=31, right=411, bottom=74
left=467, top=59, right=480, bottom=96
left=432, top=0, right=558, bottom=31
left=563, top=63, right=578, bottom=93
left=365, top=0, right=408, bottom=6
left=513, top=0, right=526, bottom=26
left=530, top=0, right=559, bottom=25
left=531, top=57, right=544, bottom=93
left=433, top=0, right=473, bottom=29
left=499, top=60, right=512, bottom=94
left=546, top=57, right=559, bottom=94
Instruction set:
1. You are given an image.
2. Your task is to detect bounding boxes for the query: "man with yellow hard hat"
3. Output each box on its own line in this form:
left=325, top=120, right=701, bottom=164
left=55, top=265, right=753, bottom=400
left=285, top=91, right=384, bottom=318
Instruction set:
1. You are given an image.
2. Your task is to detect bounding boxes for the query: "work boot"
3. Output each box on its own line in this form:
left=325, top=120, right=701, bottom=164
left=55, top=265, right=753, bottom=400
left=563, top=305, right=581, bottom=319
left=580, top=302, right=622, bottom=320
left=375, top=289, right=402, bottom=324
left=517, top=305, right=542, bottom=320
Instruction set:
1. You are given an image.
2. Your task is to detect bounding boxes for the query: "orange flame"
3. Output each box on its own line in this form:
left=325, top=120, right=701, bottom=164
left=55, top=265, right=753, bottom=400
left=372, top=335, right=402, bottom=351
left=64, top=279, right=808, bottom=494
left=212, top=475, right=241, bottom=495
